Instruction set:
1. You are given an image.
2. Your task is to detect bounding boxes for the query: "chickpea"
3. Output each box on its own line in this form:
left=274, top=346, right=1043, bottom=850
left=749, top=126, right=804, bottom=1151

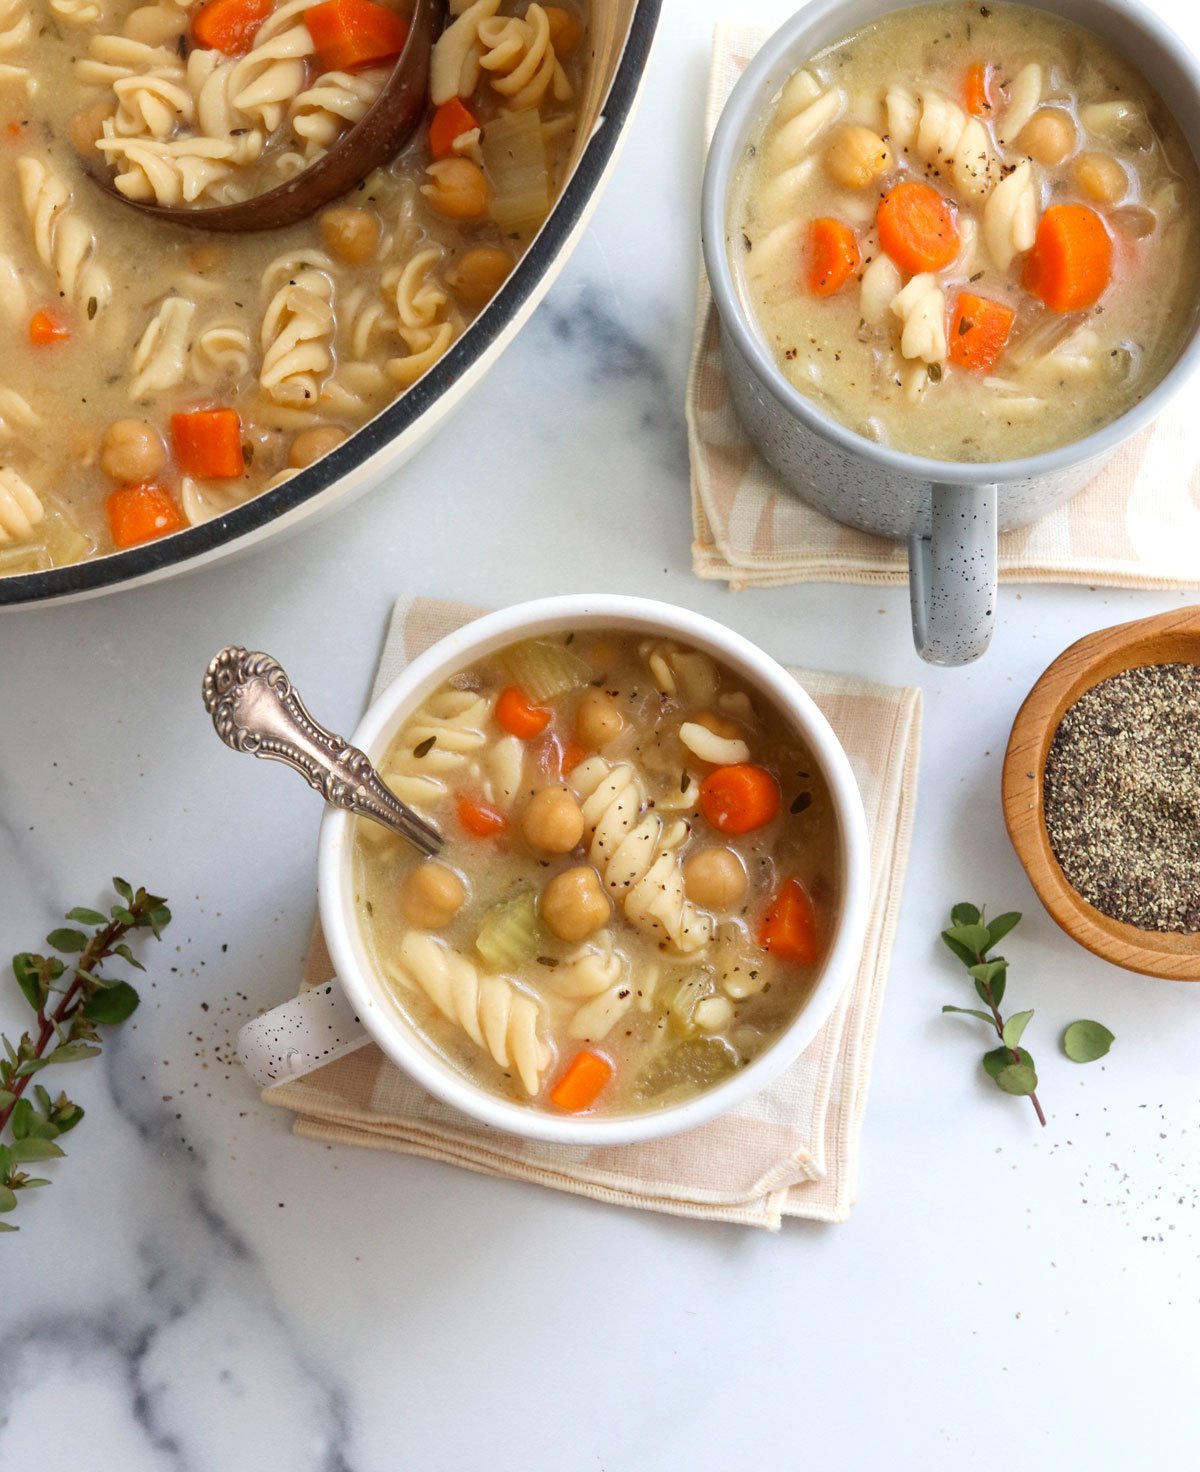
left=289, top=425, right=348, bottom=469
left=445, top=246, right=513, bottom=309
left=521, top=785, right=585, bottom=854
left=824, top=126, right=895, bottom=190
left=100, top=419, right=166, bottom=484
left=421, top=159, right=489, bottom=221
left=1073, top=152, right=1128, bottom=205
left=541, top=865, right=611, bottom=942
left=544, top=5, right=583, bottom=56
left=398, top=861, right=466, bottom=929
left=186, top=242, right=223, bottom=276
left=576, top=687, right=623, bottom=748
left=692, top=710, right=742, bottom=741
left=319, top=206, right=382, bottom=266
left=1018, top=109, right=1077, bottom=168
left=69, top=99, right=116, bottom=158
left=683, top=848, right=747, bottom=910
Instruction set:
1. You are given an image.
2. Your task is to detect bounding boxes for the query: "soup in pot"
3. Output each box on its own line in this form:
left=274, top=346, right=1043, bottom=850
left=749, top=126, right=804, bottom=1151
left=0, top=0, right=586, bottom=572
left=354, top=630, right=841, bottom=1116
left=729, top=1, right=1200, bottom=461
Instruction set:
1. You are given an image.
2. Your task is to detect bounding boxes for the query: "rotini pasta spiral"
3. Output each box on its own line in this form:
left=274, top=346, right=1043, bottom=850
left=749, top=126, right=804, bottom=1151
left=289, top=67, right=386, bottom=153
left=0, top=465, right=43, bottom=545
left=260, top=259, right=336, bottom=406
left=388, top=931, right=551, bottom=1095
left=76, top=35, right=178, bottom=89
left=227, top=0, right=316, bottom=134
left=477, top=3, right=571, bottom=111
left=16, top=156, right=111, bottom=317
left=385, top=247, right=457, bottom=387
left=193, top=321, right=254, bottom=384
left=0, top=388, right=36, bottom=438
left=430, top=0, right=502, bottom=106
left=381, top=687, right=495, bottom=808
left=96, top=133, right=241, bottom=204
left=49, top=0, right=103, bottom=27
left=122, top=0, right=193, bottom=47
left=996, top=62, right=1042, bottom=149
left=111, top=64, right=194, bottom=140
left=642, top=641, right=719, bottom=706
left=0, top=0, right=31, bottom=55
left=573, top=758, right=714, bottom=954
left=890, top=273, right=947, bottom=365
left=859, top=252, right=902, bottom=328
left=130, top=295, right=196, bottom=400
left=548, top=933, right=633, bottom=1042
left=983, top=158, right=1039, bottom=269
left=887, top=85, right=999, bottom=197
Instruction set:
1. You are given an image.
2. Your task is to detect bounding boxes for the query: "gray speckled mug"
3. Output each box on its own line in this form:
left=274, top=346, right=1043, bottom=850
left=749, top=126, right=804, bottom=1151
left=701, top=0, right=1200, bottom=665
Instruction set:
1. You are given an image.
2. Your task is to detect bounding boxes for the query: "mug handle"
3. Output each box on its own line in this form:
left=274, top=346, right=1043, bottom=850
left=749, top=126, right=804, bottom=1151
left=908, top=480, right=998, bottom=666
left=237, top=981, right=373, bottom=1090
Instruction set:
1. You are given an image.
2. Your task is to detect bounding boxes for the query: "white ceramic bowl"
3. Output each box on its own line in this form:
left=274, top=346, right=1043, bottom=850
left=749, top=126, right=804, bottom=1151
left=316, top=594, right=871, bottom=1146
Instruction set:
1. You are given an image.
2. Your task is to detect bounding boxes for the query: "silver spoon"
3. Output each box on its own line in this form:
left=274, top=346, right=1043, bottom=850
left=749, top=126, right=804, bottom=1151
left=202, top=645, right=442, bottom=856
left=97, top=0, right=446, bottom=233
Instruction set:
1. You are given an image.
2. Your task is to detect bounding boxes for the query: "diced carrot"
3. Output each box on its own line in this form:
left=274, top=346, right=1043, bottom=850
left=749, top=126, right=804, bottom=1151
left=807, top=217, right=861, bottom=296
left=549, top=1049, right=613, bottom=1112
left=5, top=120, right=25, bottom=139
left=560, top=740, right=586, bottom=776
left=1022, top=204, right=1113, bottom=314
left=758, top=878, right=820, bottom=966
left=171, top=408, right=245, bottom=479
left=456, top=795, right=508, bottom=838
left=948, top=291, right=1015, bottom=372
left=428, top=98, right=478, bottom=161
left=191, top=0, right=273, bottom=55
left=699, top=764, right=780, bottom=835
left=964, top=61, right=992, bottom=116
left=496, top=685, right=551, bottom=740
left=29, top=309, right=70, bottom=345
left=304, top=0, right=409, bottom=73
left=877, top=181, right=960, bottom=274
left=106, top=483, right=184, bottom=550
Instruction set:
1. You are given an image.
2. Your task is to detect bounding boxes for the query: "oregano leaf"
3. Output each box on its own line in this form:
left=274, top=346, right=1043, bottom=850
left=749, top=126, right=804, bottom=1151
left=9, top=1098, right=32, bottom=1140
left=0, top=1186, right=17, bottom=1213
left=986, top=912, right=1022, bottom=949
left=942, top=1005, right=995, bottom=1024
left=950, top=903, right=981, bottom=927
left=994, top=1062, right=1038, bottom=1096
left=9, top=1138, right=64, bottom=1163
left=82, top=982, right=140, bottom=1025
left=941, top=933, right=978, bottom=968
left=64, top=908, right=106, bottom=926
left=1063, top=1020, right=1114, bottom=1063
left=45, top=928, right=87, bottom=954
left=1002, top=1009, right=1034, bottom=1049
left=983, top=1046, right=1034, bottom=1080
left=945, top=922, right=990, bottom=956
left=112, top=877, right=134, bottom=903
left=44, top=1043, right=101, bottom=1065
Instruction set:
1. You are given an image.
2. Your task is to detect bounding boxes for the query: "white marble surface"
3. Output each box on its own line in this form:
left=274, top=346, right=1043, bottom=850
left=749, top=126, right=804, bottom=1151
left=3, top=0, right=1199, bottom=1466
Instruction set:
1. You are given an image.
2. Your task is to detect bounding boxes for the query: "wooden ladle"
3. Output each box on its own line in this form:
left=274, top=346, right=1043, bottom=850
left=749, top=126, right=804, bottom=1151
left=98, top=0, right=446, bottom=232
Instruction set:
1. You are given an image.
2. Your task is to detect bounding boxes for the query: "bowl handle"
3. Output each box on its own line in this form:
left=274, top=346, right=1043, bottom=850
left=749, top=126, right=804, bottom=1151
left=237, top=981, right=372, bottom=1090
left=908, top=480, right=997, bottom=666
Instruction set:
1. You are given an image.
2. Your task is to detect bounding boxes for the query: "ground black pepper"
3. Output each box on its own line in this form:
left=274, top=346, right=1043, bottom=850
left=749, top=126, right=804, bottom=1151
left=1043, top=663, right=1200, bottom=932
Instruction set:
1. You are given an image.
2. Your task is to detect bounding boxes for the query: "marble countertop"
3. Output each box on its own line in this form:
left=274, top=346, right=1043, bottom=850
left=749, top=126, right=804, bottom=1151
left=2, top=0, right=1198, bottom=1466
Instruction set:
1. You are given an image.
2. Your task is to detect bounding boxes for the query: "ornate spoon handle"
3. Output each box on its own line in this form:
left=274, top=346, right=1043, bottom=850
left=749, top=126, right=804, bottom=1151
left=202, top=646, right=442, bottom=857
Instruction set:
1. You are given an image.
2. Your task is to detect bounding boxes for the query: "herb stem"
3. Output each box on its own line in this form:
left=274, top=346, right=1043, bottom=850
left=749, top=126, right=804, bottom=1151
left=0, top=915, right=123, bottom=1135
left=979, top=979, right=1046, bottom=1128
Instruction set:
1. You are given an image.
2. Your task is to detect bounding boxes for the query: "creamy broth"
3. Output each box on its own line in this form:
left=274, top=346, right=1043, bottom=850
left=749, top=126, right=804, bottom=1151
left=730, top=1, right=1200, bottom=462
left=0, top=0, right=585, bottom=571
left=354, top=631, right=839, bottom=1116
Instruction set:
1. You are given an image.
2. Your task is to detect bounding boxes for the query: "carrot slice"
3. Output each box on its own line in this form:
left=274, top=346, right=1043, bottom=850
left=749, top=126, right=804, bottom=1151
left=807, top=217, right=861, bottom=296
left=106, top=483, right=184, bottom=549
left=304, top=0, right=409, bottom=72
left=29, top=309, right=70, bottom=345
left=699, top=764, right=780, bottom=835
left=560, top=740, right=586, bottom=776
left=758, top=878, right=820, bottom=966
left=549, top=1049, right=612, bottom=1112
left=964, top=61, right=992, bottom=116
left=191, top=0, right=273, bottom=55
left=456, top=795, right=508, bottom=838
left=171, top=408, right=244, bottom=479
left=428, top=98, right=478, bottom=160
left=948, top=291, right=1015, bottom=372
left=877, top=181, right=960, bottom=274
left=1022, top=204, right=1113, bottom=314
left=496, top=685, right=551, bottom=740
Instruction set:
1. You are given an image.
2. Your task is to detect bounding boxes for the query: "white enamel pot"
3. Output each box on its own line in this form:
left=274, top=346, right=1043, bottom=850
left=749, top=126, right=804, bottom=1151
left=237, top=594, right=871, bottom=1147
left=0, top=1, right=662, bottom=609
left=701, top=0, right=1200, bottom=665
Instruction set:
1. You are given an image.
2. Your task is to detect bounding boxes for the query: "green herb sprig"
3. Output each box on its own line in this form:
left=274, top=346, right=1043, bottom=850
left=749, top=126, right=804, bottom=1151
left=0, top=878, right=170, bottom=1232
left=940, top=903, right=1046, bottom=1127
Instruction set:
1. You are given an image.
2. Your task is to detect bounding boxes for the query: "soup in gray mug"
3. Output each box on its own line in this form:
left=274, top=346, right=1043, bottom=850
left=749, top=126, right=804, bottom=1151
left=701, top=0, right=1200, bottom=665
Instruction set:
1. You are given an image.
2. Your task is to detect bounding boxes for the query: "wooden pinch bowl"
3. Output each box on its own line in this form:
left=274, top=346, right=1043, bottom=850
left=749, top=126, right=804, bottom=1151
left=1002, top=605, right=1200, bottom=981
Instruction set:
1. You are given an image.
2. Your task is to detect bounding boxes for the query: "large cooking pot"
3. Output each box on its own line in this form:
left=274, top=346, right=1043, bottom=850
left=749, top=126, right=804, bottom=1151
left=1, top=0, right=661, bottom=608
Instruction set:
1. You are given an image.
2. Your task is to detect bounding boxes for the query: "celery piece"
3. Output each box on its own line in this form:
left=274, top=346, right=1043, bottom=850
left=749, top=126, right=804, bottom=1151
left=41, top=504, right=92, bottom=567
left=662, top=968, right=716, bottom=1038
left=634, top=1038, right=739, bottom=1101
left=501, top=638, right=590, bottom=703
left=0, top=541, right=50, bottom=575
left=475, top=889, right=542, bottom=972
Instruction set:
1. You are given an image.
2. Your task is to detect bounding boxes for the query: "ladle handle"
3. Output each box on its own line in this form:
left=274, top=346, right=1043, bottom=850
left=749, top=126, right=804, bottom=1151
left=202, top=645, right=442, bottom=856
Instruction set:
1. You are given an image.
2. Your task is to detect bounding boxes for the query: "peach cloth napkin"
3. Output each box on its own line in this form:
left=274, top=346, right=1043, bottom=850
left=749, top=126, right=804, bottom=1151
left=689, top=23, right=1200, bottom=591
left=262, top=596, right=922, bottom=1229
